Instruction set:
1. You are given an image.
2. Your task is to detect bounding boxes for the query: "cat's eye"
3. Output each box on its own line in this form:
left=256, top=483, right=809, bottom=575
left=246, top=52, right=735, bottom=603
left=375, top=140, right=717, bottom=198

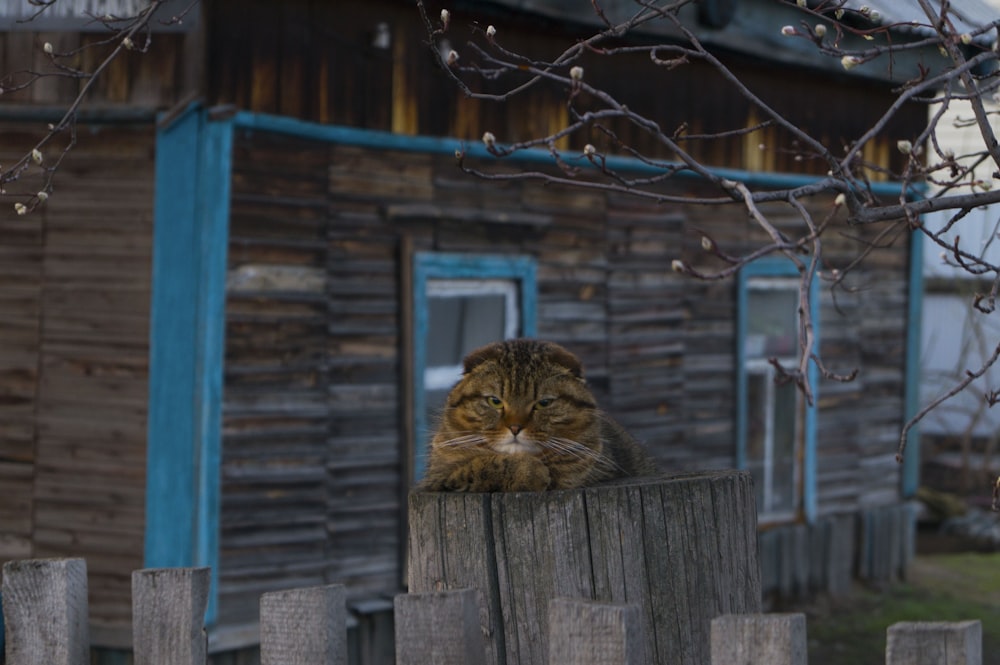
left=536, top=398, right=554, bottom=408
left=486, top=395, right=504, bottom=409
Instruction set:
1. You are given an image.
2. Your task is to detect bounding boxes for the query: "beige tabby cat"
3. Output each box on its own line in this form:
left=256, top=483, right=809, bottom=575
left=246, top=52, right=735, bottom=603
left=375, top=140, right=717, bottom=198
left=420, top=339, right=657, bottom=492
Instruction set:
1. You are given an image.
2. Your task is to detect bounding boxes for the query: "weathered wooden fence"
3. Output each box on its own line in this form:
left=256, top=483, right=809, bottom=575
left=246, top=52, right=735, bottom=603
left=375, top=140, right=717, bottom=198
left=0, top=558, right=985, bottom=665
left=408, top=471, right=762, bottom=665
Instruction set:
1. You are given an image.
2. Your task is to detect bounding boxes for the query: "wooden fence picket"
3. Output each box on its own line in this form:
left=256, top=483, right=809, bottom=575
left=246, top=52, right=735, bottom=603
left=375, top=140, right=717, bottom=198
left=710, top=613, right=807, bottom=665
left=131, top=567, right=210, bottom=665
left=0, top=562, right=988, bottom=665
left=1, top=558, right=89, bottom=665
left=885, top=620, right=982, bottom=665
left=259, top=584, right=347, bottom=665
left=393, top=588, right=484, bottom=665
left=547, top=598, right=645, bottom=665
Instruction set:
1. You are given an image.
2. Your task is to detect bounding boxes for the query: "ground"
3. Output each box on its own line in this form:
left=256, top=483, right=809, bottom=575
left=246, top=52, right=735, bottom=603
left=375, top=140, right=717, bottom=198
left=785, top=551, right=1000, bottom=665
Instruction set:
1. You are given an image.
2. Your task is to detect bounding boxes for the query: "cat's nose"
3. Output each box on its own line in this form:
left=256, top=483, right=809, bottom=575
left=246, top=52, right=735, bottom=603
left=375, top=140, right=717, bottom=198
left=509, top=424, right=522, bottom=436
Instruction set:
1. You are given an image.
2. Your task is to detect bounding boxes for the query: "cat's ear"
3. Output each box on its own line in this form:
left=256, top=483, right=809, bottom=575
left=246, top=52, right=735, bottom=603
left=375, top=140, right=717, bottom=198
left=545, top=344, right=585, bottom=379
left=462, top=342, right=502, bottom=374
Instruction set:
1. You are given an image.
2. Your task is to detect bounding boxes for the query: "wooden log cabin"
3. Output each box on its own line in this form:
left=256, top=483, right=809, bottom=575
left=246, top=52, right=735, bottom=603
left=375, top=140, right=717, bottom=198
left=0, top=0, right=949, bottom=657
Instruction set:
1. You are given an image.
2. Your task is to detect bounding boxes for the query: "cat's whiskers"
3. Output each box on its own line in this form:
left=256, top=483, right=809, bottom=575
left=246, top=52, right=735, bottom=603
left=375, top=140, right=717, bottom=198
left=544, top=436, right=628, bottom=474
left=436, top=432, right=488, bottom=448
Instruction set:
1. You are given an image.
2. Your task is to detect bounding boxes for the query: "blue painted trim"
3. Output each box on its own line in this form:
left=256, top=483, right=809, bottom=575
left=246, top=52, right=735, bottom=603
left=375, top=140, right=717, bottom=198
left=230, top=110, right=908, bottom=199
left=192, top=116, right=234, bottom=624
left=147, top=105, right=231, bottom=625
left=146, top=105, right=202, bottom=571
left=902, top=225, right=925, bottom=497
left=736, top=258, right=819, bottom=522
left=411, top=253, right=537, bottom=482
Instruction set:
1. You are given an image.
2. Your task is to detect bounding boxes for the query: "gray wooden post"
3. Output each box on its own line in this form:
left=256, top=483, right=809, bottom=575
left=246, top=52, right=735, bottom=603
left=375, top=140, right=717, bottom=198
left=711, top=613, right=807, bottom=665
left=1, top=558, right=89, bottom=665
left=408, top=471, right=760, bottom=665
left=259, top=584, right=347, bottom=665
left=885, top=621, right=982, bottom=665
left=393, top=589, right=485, bottom=665
left=548, top=598, right=645, bottom=665
left=131, top=567, right=210, bottom=665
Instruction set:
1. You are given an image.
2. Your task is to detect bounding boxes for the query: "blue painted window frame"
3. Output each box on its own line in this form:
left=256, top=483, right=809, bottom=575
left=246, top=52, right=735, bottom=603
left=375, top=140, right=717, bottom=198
left=411, top=252, right=537, bottom=482
left=735, top=258, right=818, bottom=523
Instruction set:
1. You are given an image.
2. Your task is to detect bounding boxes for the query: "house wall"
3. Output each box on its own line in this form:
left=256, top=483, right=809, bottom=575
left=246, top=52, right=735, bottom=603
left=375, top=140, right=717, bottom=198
left=200, top=0, right=921, bottom=177
left=0, top=121, right=155, bottom=631
left=0, top=108, right=917, bottom=634
left=0, top=0, right=928, bottom=638
left=0, top=0, right=931, bottom=178
left=214, top=120, right=915, bottom=623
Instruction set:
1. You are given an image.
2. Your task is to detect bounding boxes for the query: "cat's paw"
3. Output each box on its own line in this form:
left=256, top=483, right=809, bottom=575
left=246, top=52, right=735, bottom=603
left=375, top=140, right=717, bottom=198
left=435, top=455, right=551, bottom=492
left=503, top=455, right=551, bottom=492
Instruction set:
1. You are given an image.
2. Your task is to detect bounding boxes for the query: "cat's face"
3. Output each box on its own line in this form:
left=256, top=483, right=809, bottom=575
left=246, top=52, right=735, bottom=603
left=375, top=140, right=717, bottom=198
left=434, top=340, right=600, bottom=457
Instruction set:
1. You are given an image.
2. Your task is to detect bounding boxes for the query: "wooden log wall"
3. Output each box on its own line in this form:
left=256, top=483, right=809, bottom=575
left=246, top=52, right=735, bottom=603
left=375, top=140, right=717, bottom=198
left=680, top=194, right=913, bottom=514
left=0, top=29, right=195, bottom=109
left=0, top=122, right=155, bottom=629
left=0, top=125, right=43, bottom=564
left=202, top=0, right=926, bottom=177
left=220, top=123, right=914, bottom=619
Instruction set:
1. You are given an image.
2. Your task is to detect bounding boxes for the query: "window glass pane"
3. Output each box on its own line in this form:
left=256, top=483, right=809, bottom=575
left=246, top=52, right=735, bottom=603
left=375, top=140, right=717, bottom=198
left=746, top=283, right=797, bottom=358
left=426, top=294, right=507, bottom=367
left=770, top=379, right=798, bottom=513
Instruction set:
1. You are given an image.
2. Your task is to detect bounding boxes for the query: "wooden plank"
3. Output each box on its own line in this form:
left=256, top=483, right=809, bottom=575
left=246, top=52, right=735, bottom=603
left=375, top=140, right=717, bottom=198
left=393, top=589, right=484, bottom=665
left=1, top=558, right=89, bottom=665
left=259, top=585, right=347, bottom=665
left=491, top=489, right=593, bottom=665
left=406, top=491, right=502, bottom=664
left=548, top=598, right=646, bottom=665
left=885, top=621, right=982, bottom=665
left=132, top=568, right=210, bottom=665
left=711, top=614, right=807, bottom=665
left=385, top=203, right=551, bottom=227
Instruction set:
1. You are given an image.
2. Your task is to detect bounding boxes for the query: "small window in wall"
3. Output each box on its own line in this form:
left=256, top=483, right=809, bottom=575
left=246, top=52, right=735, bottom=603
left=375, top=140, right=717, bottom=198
left=411, top=253, right=536, bottom=482
left=737, top=262, right=818, bottom=523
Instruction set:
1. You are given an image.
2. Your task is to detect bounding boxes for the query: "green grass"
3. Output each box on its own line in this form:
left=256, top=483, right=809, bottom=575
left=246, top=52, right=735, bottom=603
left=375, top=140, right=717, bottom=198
left=788, top=552, right=1000, bottom=665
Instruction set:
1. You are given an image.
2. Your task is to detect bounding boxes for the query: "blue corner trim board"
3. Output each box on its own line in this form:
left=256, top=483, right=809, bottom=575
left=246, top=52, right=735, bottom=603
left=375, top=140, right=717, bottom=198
left=411, top=253, right=537, bottom=481
left=147, top=104, right=232, bottom=624
left=147, top=104, right=201, bottom=572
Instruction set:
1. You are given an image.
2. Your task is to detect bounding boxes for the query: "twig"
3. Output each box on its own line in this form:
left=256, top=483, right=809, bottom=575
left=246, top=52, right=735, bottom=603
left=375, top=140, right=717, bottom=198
left=897, top=343, right=1000, bottom=462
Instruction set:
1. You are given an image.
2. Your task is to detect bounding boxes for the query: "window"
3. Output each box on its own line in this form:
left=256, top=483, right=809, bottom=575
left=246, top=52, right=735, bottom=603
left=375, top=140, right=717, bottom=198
left=736, top=261, right=817, bottom=522
left=411, top=253, right=537, bottom=482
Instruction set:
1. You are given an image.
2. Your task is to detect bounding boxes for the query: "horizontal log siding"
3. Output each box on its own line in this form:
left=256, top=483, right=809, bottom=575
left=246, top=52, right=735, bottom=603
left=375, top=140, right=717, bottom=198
left=221, top=133, right=332, bottom=624
left=0, top=124, right=154, bottom=627
left=681, top=192, right=911, bottom=515
left=220, top=126, right=911, bottom=616
left=0, top=127, right=43, bottom=563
